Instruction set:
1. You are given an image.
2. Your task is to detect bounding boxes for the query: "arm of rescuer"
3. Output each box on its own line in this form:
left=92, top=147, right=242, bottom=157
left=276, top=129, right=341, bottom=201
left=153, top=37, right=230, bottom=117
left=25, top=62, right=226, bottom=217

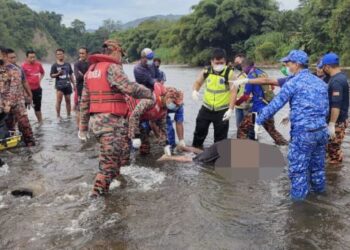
left=192, top=70, right=205, bottom=100
left=235, top=77, right=280, bottom=106
left=128, top=98, right=155, bottom=139
left=328, top=79, right=344, bottom=139
left=157, top=115, right=168, bottom=146
left=228, top=71, right=238, bottom=110
left=108, top=63, right=155, bottom=139
left=79, top=77, right=90, bottom=132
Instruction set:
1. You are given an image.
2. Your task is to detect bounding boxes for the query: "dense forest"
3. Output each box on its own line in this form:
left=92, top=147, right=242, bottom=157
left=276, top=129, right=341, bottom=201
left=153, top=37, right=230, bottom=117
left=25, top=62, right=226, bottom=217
left=1, top=0, right=350, bottom=66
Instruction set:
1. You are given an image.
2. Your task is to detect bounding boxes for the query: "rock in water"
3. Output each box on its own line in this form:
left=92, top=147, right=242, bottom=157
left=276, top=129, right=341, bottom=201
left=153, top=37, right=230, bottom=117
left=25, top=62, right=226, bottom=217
left=11, top=188, right=34, bottom=198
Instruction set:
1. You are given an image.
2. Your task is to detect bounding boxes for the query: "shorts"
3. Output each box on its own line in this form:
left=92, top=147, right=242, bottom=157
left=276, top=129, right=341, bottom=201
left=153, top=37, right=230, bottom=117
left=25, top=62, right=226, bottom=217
left=32, top=87, right=42, bottom=112
left=56, top=84, right=73, bottom=96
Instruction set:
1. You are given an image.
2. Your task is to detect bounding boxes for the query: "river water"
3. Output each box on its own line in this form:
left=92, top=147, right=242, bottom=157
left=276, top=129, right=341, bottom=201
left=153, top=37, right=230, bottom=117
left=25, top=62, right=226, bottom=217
left=0, top=64, right=349, bottom=250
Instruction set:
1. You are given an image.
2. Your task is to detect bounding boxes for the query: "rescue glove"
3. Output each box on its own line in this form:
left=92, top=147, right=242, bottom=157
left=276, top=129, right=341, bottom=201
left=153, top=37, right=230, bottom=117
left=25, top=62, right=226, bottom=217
left=177, top=139, right=186, bottom=147
left=192, top=90, right=199, bottom=101
left=132, top=138, right=142, bottom=149
left=78, top=130, right=90, bottom=142
left=222, top=108, right=233, bottom=121
left=252, top=112, right=262, bottom=140
left=229, top=78, right=249, bottom=89
left=328, top=122, right=336, bottom=140
left=254, top=123, right=263, bottom=141
left=164, top=145, right=172, bottom=156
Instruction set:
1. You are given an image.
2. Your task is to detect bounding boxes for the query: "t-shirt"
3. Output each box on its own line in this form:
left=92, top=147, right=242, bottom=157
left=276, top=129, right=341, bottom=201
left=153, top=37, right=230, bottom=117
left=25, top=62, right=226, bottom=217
left=74, top=60, right=90, bottom=97
left=328, top=72, right=349, bottom=123
left=74, top=60, right=89, bottom=86
left=167, top=105, right=184, bottom=122
left=244, top=68, right=268, bottom=112
left=22, top=61, right=45, bottom=90
left=50, top=62, right=73, bottom=88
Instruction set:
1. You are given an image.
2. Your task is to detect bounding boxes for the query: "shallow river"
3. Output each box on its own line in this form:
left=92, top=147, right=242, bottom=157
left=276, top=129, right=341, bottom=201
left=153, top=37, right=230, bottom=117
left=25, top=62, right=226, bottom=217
left=0, top=64, right=349, bottom=250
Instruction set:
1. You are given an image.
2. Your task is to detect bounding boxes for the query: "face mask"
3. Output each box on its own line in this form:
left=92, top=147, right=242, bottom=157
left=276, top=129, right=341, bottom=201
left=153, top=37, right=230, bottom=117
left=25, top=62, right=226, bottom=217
left=147, top=60, right=153, bottom=66
left=166, top=102, right=178, bottom=111
left=286, top=67, right=293, bottom=76
left=213, top=64, right=225, bottom=72
left=281, top=66, right=293, bottom=76
left=280, top=66, right=288, bottom=76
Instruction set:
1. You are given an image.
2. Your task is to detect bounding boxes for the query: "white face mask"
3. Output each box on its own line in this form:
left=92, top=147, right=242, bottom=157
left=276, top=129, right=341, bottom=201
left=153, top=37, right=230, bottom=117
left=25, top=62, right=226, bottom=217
left=166, top=102, right=178, bottom=111
left=213, top=64, right=225, bottom=72
left=147, top=60, right=153, bottom=66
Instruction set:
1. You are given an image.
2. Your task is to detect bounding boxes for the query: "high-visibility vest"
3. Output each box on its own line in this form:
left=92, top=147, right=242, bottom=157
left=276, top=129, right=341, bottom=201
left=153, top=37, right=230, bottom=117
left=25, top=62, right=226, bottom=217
left=203, top=66, right=233, bottom=111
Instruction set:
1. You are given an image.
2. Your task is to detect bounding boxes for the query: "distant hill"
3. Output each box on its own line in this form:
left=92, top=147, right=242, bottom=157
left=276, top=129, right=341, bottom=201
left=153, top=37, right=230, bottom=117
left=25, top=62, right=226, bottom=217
left=122, top=15, right=182, bottom=29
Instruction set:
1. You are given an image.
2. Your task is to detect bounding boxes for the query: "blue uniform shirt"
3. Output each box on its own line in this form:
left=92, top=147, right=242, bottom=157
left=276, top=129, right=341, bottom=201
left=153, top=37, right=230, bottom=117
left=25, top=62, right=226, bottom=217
left=257, top=69, right=329, bottom=136
left=328, top=72, right=349, bottom=123
left=244, top=68, right=268, bottom=112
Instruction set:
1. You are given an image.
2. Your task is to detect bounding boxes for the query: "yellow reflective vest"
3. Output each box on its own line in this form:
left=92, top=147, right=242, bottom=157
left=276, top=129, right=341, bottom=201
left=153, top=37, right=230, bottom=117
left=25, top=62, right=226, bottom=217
left=203, top=66, right=233, bottom=111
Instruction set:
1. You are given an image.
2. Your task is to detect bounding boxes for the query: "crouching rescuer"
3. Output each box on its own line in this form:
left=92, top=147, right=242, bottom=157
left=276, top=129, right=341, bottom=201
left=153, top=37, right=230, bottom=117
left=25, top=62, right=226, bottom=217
left=78, top=39, right=154, bottom=197
left=127, top=82, right=184, bottom=156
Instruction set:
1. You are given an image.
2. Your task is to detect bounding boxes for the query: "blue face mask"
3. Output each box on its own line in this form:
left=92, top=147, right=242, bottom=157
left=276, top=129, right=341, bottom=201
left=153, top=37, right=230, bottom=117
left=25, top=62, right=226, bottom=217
left=166, top=102, right=178, bottom=111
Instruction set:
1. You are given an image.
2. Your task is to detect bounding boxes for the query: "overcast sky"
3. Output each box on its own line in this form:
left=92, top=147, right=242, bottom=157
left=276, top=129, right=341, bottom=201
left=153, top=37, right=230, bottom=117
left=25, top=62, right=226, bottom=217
left=18, top=0, right=300, bottom=29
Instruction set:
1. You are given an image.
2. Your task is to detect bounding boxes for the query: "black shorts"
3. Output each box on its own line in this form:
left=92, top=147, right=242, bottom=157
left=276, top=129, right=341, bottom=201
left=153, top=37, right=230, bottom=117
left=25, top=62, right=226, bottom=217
left=32, top=87, right=42, bottom=112
left=56, top=85, right=73, bottom=96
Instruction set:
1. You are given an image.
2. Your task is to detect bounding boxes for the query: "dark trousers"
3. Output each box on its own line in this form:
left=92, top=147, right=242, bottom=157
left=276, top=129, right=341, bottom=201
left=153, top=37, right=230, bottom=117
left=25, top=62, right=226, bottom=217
left=192, top=106, right=229, bottom=148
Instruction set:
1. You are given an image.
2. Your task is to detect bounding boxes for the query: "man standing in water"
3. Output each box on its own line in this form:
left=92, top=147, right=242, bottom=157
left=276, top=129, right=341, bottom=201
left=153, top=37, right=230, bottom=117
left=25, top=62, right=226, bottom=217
left=74, top=47, right=89, bottom=128
left=1, top=48, right=35, bottom=146
left=22, top=50, right=45, bottom=123
left=318, top=53, right=349, bottom=165
left=79, top=39, right=154, bottom=197
left=50, top=48, right=75, bottom=120
left=192, top=48, right=238, bottom=148
left=255, top=50, right=329, bottom=200
left=133, top=48, right=161, bottom=90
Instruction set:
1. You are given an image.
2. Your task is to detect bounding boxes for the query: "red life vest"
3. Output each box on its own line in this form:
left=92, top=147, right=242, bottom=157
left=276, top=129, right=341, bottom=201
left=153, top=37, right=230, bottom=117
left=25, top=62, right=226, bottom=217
left=126, top=82, right=167, bottom=121
left=86, top=54, right=128, bottom=116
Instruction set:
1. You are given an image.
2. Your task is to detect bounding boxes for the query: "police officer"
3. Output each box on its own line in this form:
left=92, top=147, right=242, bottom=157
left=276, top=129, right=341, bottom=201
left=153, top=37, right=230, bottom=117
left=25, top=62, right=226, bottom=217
left=79, top=39, right=154, bottom=197
left=255, top=50, right=329, bottom=200
left=319, top=53, right=349, bottom=164
left=191, top=48, right=238, bottom=148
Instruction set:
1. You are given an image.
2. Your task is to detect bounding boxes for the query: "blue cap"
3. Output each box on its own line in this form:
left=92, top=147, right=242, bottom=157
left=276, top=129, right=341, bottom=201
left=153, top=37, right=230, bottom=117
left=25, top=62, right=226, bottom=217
left=280, top=50, right=309, bottom=65
left=141, top=48, right=154, bottom=60
left=318, top=52, right=339, bottom=68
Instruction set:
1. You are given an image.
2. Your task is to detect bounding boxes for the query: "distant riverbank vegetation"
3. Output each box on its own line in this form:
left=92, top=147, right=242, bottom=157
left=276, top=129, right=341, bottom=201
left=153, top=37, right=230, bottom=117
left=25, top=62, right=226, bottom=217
left=1, top=0, right=350, bottom=65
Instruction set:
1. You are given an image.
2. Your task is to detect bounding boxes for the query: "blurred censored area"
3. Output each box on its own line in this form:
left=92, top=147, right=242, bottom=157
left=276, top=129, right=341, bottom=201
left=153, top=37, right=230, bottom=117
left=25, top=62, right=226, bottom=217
left=212, top=139, right=286, bottom=182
